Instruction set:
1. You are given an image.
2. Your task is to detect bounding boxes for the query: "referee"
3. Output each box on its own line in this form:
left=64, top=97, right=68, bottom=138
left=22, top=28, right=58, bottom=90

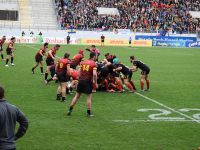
left=0, top=86, right=28, bottom=150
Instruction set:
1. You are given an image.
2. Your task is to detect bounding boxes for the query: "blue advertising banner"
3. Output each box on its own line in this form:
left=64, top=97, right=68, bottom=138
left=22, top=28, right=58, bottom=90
left=135, top=35, right=197, bottom=42
left=185, top=41, right=200, bottom=48
left=153, top=40, right=186, bottom=47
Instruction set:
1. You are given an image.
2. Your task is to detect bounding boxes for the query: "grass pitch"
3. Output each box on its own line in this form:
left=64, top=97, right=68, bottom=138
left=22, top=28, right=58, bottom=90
left=0, top=44, right=200, bottom=150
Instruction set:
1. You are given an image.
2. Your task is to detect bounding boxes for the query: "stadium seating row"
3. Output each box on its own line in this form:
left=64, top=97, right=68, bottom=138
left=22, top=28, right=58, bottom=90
left=55, top=0, right=200, bottom=33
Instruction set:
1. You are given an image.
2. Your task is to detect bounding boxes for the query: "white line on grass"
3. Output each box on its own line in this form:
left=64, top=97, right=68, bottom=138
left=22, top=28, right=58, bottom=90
left=113, top=119, right=193, bottom=123
left=135, top=92, right=200, bottom=124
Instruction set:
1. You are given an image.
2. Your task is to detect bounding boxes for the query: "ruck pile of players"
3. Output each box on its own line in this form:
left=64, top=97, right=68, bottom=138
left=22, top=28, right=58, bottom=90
left=0, top=36, right=150, bottom=116
left=30, top=43, right=150, bottom=101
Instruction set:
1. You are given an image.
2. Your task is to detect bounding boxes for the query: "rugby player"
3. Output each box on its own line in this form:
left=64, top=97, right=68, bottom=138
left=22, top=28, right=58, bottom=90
left=56, top=52, right=71, bottom=102
left=70, top=49, right=84, bottom=69
left=31, top=42, right=48, bottom=74
left=0, top=36, right=6, bottom=60
left=67, top=52, right=98, bottom=117
left=104, top=53, right=116, bottom=63
left=5, top=37, right=16, bottom=67
left=113, top=58, right=135, bottom=92
left=86, top=45, right=100, bottom=61
left=130, top=56, right=150, bottom=91
left=44, top=44, right=60, bottom=83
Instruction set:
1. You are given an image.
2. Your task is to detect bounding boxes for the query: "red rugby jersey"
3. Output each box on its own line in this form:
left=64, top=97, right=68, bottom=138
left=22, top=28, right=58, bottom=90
left=70, top=54, right=83, bottom=67
left=79, top=59, right=97, bottom=81
left=57, top=58, right=70, bottom=73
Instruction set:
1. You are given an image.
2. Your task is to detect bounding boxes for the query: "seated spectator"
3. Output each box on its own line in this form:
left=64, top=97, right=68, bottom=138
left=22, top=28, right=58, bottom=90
left=55, top=0, right=200, bottom=33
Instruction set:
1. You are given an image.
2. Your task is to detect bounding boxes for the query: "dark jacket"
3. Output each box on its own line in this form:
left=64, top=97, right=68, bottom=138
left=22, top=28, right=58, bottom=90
left=0, top=99, right=28, bottom=150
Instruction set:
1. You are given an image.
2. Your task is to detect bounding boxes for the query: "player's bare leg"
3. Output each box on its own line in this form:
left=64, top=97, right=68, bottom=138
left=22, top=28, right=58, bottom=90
left=61, top=82, right=67, bottom=102
left=124, top=79, right=134, bottom=92
left=39, top=61, right=44, bottom=74
left=140, top=74, right=146, bottom=91
left=56, top=84, right=62, bottom=100
left=10, top=53, right=15, bottom=66
left=86, top=94, right=93, bottom=117
left=67, top=92, right=81, bottom=116
left=0, top=51, right=5, bottom=61
left=145, top=75, right=150, bottom=91
left=44, top=66, right=50, bottom=83
left=5, top=55, right=11, bottom=67
left=32, top=62, right=39, bottom=74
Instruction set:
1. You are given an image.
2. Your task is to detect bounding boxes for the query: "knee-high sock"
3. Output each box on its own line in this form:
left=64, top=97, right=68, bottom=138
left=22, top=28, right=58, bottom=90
left=146, top=79, right=150, bottom=90
left=11, top=57, right=14, bottom=63
left=125, top=82, right=134, bottom=91
left=140, top=80, right=144, bottom=90
left=130, top=81, right=137, bottom=90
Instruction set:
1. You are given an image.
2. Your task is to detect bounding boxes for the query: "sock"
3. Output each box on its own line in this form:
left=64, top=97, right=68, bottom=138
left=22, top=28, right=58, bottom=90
left=6, top=59, right=9, bottom=64
left=140, top=80, right=144, bottom=90
left=62, top=97, right=66, bottom=101
left=45, top=73, right=48, bottom=80
left=130, top=81, right=137, bottom=90
left=69, top=106, right=73, bottom=112
left=32, top=67, right=35, bottom=71
left=56, top=94, right=61, bottom=100
left=47, top=78, right=53, bottom=82
left=146, top=79, right=150, bottom=90
left=87, top=110, right=91, bottom=115
left=125, top=82, right=134, bottom=91
left=40, top=67, right=43, bottom=73
left=11, top=57, right=14, bottom=63
left=1, top=54, right=3, bottom=59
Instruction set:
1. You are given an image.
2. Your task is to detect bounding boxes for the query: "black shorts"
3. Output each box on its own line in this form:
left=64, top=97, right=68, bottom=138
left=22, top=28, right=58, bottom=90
left=35, top=55, right=43, bottom=63
left=123, top=71, right=133, bottom=80
left=0, top=45, right=3, bottom=51
left=6, top=49, right=12, bottom=55
left=57, top=71, right=68, bottom=83
left=77, top=80, right=92, bottom=94
left=101, top=40, right=104, bottom=43
left=141, top=69, right=150, bottom=75
left=46, top=57, right=54, bottom=66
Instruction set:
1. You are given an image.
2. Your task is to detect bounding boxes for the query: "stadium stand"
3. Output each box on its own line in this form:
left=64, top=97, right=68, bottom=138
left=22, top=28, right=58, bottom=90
left=0, top=0, right=58, bottom=30
left=55, top=0, right=200, bottom=33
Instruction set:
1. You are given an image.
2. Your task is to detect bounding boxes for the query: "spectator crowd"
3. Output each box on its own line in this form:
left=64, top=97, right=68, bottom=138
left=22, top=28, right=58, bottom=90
left=55, top=0, right=200, bottom=33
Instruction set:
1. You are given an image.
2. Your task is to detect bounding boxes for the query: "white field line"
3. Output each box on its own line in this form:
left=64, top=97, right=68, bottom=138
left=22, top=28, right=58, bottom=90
left=135, top=92, right=200, bottom=124
left=113, top=119, right=193, bottom=123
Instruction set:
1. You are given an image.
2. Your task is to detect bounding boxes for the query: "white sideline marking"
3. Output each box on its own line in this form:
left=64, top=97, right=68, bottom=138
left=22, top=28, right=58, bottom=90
left=135, top=92, right=200, bottom=124
left=113, top=119, right=193, bottom=123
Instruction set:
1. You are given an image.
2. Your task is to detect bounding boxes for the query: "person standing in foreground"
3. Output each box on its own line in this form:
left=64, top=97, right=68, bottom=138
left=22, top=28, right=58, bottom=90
left=67, top=52, right=98, bottom=117
left=0, top=86, right=28, bottom=150
left=129, top=56, right=150, bottom=91
left=5, top=37, right=16, bottom=67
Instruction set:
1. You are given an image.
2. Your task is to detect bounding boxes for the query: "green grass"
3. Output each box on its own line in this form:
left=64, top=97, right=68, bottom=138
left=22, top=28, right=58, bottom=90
left=0, top=44, right=200, bottom=150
